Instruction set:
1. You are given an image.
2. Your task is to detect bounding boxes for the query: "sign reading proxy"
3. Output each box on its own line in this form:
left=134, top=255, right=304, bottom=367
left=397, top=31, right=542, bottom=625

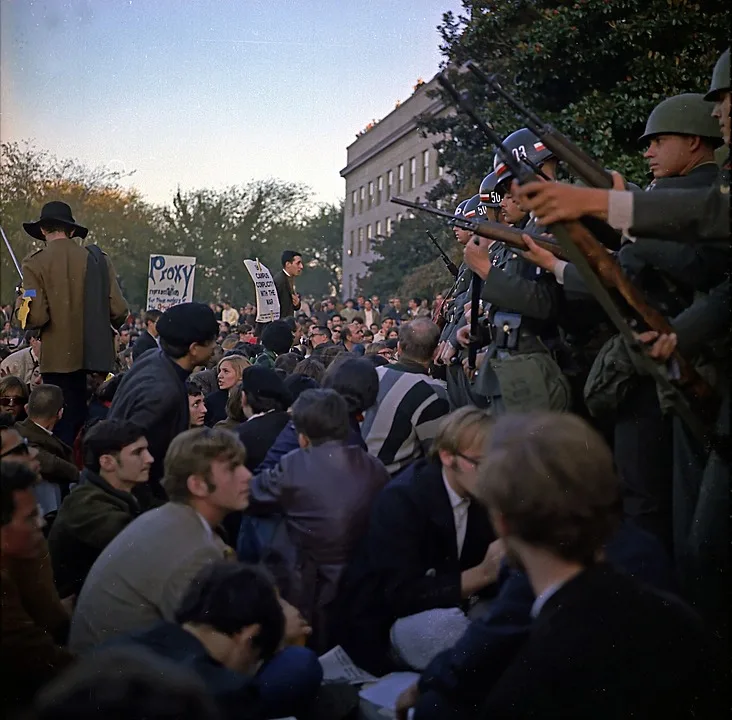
left=146, top=254, right=196, bottom=311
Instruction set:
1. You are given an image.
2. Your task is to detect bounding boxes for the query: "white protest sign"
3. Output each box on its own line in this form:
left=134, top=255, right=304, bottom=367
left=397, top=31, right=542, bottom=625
left=146, top=254, right=196, bottom=311
left=243, top=259, right=280, bottom=323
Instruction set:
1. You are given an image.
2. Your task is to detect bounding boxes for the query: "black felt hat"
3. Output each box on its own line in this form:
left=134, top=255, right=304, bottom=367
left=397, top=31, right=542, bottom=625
left=157, top=302, right=219, bottom=347
left=23, top=201, right=89, bottom=240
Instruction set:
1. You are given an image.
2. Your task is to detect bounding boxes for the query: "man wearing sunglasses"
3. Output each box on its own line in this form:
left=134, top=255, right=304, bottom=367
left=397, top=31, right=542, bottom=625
left=1, top=414, right=41, bottom=475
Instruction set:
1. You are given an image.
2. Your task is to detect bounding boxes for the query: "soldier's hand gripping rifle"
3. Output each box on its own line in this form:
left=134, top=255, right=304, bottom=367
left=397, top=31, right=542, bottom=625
left=436, top=71, right=720, bottom=450
left=390, top=197, right=571, bottom=262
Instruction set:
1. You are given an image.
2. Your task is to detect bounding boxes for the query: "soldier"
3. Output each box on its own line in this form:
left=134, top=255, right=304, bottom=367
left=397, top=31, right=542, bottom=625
left=19, top=202, right=128, bottom=445
left=478, top=171, right=504, bottom=223
left=434, top=195, right=480, bottom=366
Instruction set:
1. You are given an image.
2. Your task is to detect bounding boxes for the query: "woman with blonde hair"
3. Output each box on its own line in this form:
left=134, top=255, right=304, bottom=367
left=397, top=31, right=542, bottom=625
left=204, top=354, right=250, bottom=426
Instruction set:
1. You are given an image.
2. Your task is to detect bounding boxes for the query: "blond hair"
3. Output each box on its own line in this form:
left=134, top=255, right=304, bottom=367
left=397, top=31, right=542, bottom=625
left=162, top=427, right=247, bottom=502
left=216, top=355, right=250, bottom=383
left=476, top=412, right=621, bottom=564
left=429, top=406, right=493, bottom=459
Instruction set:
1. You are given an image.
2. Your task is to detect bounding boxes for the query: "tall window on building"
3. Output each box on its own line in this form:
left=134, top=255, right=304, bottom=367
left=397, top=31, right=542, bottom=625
left=422, top=150, right=430, bottom=184
left=359, top=186, right=365, bottom=213
left=387, top=170, right=394, bottom=199
left=396, top=212, right=402, bottom=224
left=348, top=230, right=354, bottom=256
left=358, top=227, right=364, bottom=255
left=366, top=224, right=372, bottom=251
left=351, top=190, right=357, bottom=217
left=377, top=176, right=383, bottom=205
left=385, top=217, right=392, bottom=235
left=349, top=274, right=354, bottom=297
left=375, top=220, right=382, bottom=238
left=409, top=157, right=416, bottom=190
left=368, top=181, right=374, bottom=209
left=398, top=164, right=404, bottom=193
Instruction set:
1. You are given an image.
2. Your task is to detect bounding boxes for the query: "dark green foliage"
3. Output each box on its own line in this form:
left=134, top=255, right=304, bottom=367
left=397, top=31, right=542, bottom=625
left=424, top=0, right=729, bottom=199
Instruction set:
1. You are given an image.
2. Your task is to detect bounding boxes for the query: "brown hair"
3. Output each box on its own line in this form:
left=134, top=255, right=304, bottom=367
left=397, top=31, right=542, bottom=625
left=162, top=427, right=246, bottom=502
left=476, top=412, right=621, bottom=564
left=0, top=375, right=29, bottom=400
left=429, top=407, right=493, bottom=459
left=292, top=358, right=325, bottom=383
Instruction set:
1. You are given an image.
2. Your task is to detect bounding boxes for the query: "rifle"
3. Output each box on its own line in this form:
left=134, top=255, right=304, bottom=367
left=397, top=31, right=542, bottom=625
left=390, top=197, right=571, bottom=262
left=425, top=230, right=459, bottom=278
left=464, top=60, right=614, bottom=189
left=436, top=71, right=720, bottom=450
left=468, top=276, right=483, bottom=371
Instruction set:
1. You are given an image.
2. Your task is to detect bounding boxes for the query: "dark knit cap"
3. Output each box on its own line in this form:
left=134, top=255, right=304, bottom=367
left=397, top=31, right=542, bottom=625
left=156, top=303, right=219, bottom=347
left=240, top=366, right=292, bottom=405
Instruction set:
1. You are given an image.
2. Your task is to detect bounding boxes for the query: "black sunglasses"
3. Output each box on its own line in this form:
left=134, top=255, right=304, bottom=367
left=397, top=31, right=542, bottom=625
left=0, top=437, right=30, bottom=458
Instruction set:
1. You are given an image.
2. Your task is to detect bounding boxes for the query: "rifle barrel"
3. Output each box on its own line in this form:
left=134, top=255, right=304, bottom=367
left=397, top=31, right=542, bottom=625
left=390, top=196, right=570, bottom=261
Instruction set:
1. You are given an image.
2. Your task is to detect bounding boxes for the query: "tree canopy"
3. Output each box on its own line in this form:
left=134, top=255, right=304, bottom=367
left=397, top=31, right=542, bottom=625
left=0, top=141, right=342, bottom=309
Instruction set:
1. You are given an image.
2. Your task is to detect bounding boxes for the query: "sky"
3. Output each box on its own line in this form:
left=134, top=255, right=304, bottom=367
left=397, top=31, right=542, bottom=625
left=1, top=0, right=464, bottom=207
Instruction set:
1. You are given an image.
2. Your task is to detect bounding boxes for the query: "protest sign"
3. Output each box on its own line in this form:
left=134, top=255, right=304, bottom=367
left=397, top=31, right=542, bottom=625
left=146, top=254, right=196, bottom=311
left=243, top=259, right=280, bottom=323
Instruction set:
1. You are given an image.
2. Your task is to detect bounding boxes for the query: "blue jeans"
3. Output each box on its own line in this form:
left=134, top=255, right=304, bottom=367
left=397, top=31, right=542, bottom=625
left=256, top=646, right=323, bottom=718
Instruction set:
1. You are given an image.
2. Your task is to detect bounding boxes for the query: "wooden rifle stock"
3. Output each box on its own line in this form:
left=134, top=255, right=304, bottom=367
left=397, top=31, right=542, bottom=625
left=559, top=219, right=719, bottom=424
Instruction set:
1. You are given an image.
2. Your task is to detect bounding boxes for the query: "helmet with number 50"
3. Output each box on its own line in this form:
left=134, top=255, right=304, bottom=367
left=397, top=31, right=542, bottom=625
left=493, top=128, right=555, bottom=186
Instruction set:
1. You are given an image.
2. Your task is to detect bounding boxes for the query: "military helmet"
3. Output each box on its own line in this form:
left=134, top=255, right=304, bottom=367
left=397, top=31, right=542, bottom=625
left=461, top=194, right=484, bottom=220
left=479, top=171, right=504, bottom=207
left=704, top=47, right=730, bottom=101
left=639, top=93, right=722, bottom=145
left=493, top=128, right=553, bottom=183
left=453, top=198, right=470, bottom=218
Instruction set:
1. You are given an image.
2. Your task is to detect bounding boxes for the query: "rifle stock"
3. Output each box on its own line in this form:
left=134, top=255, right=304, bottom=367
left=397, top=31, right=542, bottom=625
left=390, top=196, right=571, bottom=261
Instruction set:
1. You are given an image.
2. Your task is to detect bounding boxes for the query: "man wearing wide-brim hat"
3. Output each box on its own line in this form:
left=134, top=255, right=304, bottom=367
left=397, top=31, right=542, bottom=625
left=19, top=201, right=128, bottom=445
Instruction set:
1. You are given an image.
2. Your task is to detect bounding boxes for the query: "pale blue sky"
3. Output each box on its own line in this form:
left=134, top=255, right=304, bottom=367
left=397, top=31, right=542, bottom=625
left=1, top=0, right=463, bottom=206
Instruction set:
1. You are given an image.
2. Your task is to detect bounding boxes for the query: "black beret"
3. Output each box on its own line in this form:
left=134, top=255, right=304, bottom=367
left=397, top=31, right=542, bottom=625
left=240, top=366, right=292, bottom=405
left=156, top=303, right=219, bottom=347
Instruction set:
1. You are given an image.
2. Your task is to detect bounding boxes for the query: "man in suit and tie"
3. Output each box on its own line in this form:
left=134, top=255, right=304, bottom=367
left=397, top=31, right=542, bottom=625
left=273, top=250, right=304, bottom=319
left=335, top=407, right=501, bottom=675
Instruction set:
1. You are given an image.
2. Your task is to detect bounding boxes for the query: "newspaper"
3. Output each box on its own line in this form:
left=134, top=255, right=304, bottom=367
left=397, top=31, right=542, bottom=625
left=318, top=645, right=378, bottom=685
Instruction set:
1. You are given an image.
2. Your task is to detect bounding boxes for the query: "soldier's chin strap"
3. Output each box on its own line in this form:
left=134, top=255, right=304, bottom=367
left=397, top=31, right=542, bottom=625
left=543, top=215, right=724, bottom=459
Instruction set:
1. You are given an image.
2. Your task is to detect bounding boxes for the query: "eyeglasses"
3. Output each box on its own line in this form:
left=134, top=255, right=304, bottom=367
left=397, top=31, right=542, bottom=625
left=0, top=436, right=30, bottom=458
left=0, top=397, right=25, bottom=407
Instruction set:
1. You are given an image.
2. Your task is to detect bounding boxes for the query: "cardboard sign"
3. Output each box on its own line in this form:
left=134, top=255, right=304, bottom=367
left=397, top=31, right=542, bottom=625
left=146, top=254, right=196, bottom=311
left=243, top=259, right=280, bottom=323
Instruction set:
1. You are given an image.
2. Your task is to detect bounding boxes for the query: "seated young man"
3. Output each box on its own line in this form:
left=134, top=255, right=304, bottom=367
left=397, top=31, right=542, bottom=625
left=48, top=420, right=153, bottom=598
left=398, top=412, right=715, bottom=720
left=243, top=388, right=390, bottom=652
left=69, top=427, right=251, bottom=653
left=1, top=461, right=74, bottom=709
left=16, top=383, right=79, bottom=518
left=111, top=562, right=322, bottom=720
left=335, top=407, right=499, bottom=675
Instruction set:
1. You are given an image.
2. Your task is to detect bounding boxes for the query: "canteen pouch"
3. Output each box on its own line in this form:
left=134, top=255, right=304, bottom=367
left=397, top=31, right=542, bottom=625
left=492, top=311, right=522, bottom=350
left=483, top=351, right=572, bottom=413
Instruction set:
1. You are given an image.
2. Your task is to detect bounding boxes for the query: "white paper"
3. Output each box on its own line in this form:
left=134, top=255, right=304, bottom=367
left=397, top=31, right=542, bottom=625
left=318, top=645, right=378, bottom=685
left=359, top=672, right=420, bottom=712
left=243, top=259, right=281, bottom=323
left=146, top=254, right=196, bottom=311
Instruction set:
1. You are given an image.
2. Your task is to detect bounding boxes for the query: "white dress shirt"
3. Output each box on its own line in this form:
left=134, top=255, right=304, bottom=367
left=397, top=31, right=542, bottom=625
left=442, top=469, right=471, bottom=558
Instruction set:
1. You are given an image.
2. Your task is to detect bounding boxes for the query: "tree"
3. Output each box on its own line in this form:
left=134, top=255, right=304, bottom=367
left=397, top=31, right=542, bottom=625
left=358, top=214, right=457, bottom=300
left=424, top=0, right=730, bottom=200
left=0, top=141, right=159, bottom=307
left=159, top=180, right=311, bottom=304
left=295, top=202, right=344, bottom=297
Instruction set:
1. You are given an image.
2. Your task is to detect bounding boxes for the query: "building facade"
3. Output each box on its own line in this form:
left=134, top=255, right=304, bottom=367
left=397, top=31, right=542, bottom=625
left=339, top=76, right=448, bottom=299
